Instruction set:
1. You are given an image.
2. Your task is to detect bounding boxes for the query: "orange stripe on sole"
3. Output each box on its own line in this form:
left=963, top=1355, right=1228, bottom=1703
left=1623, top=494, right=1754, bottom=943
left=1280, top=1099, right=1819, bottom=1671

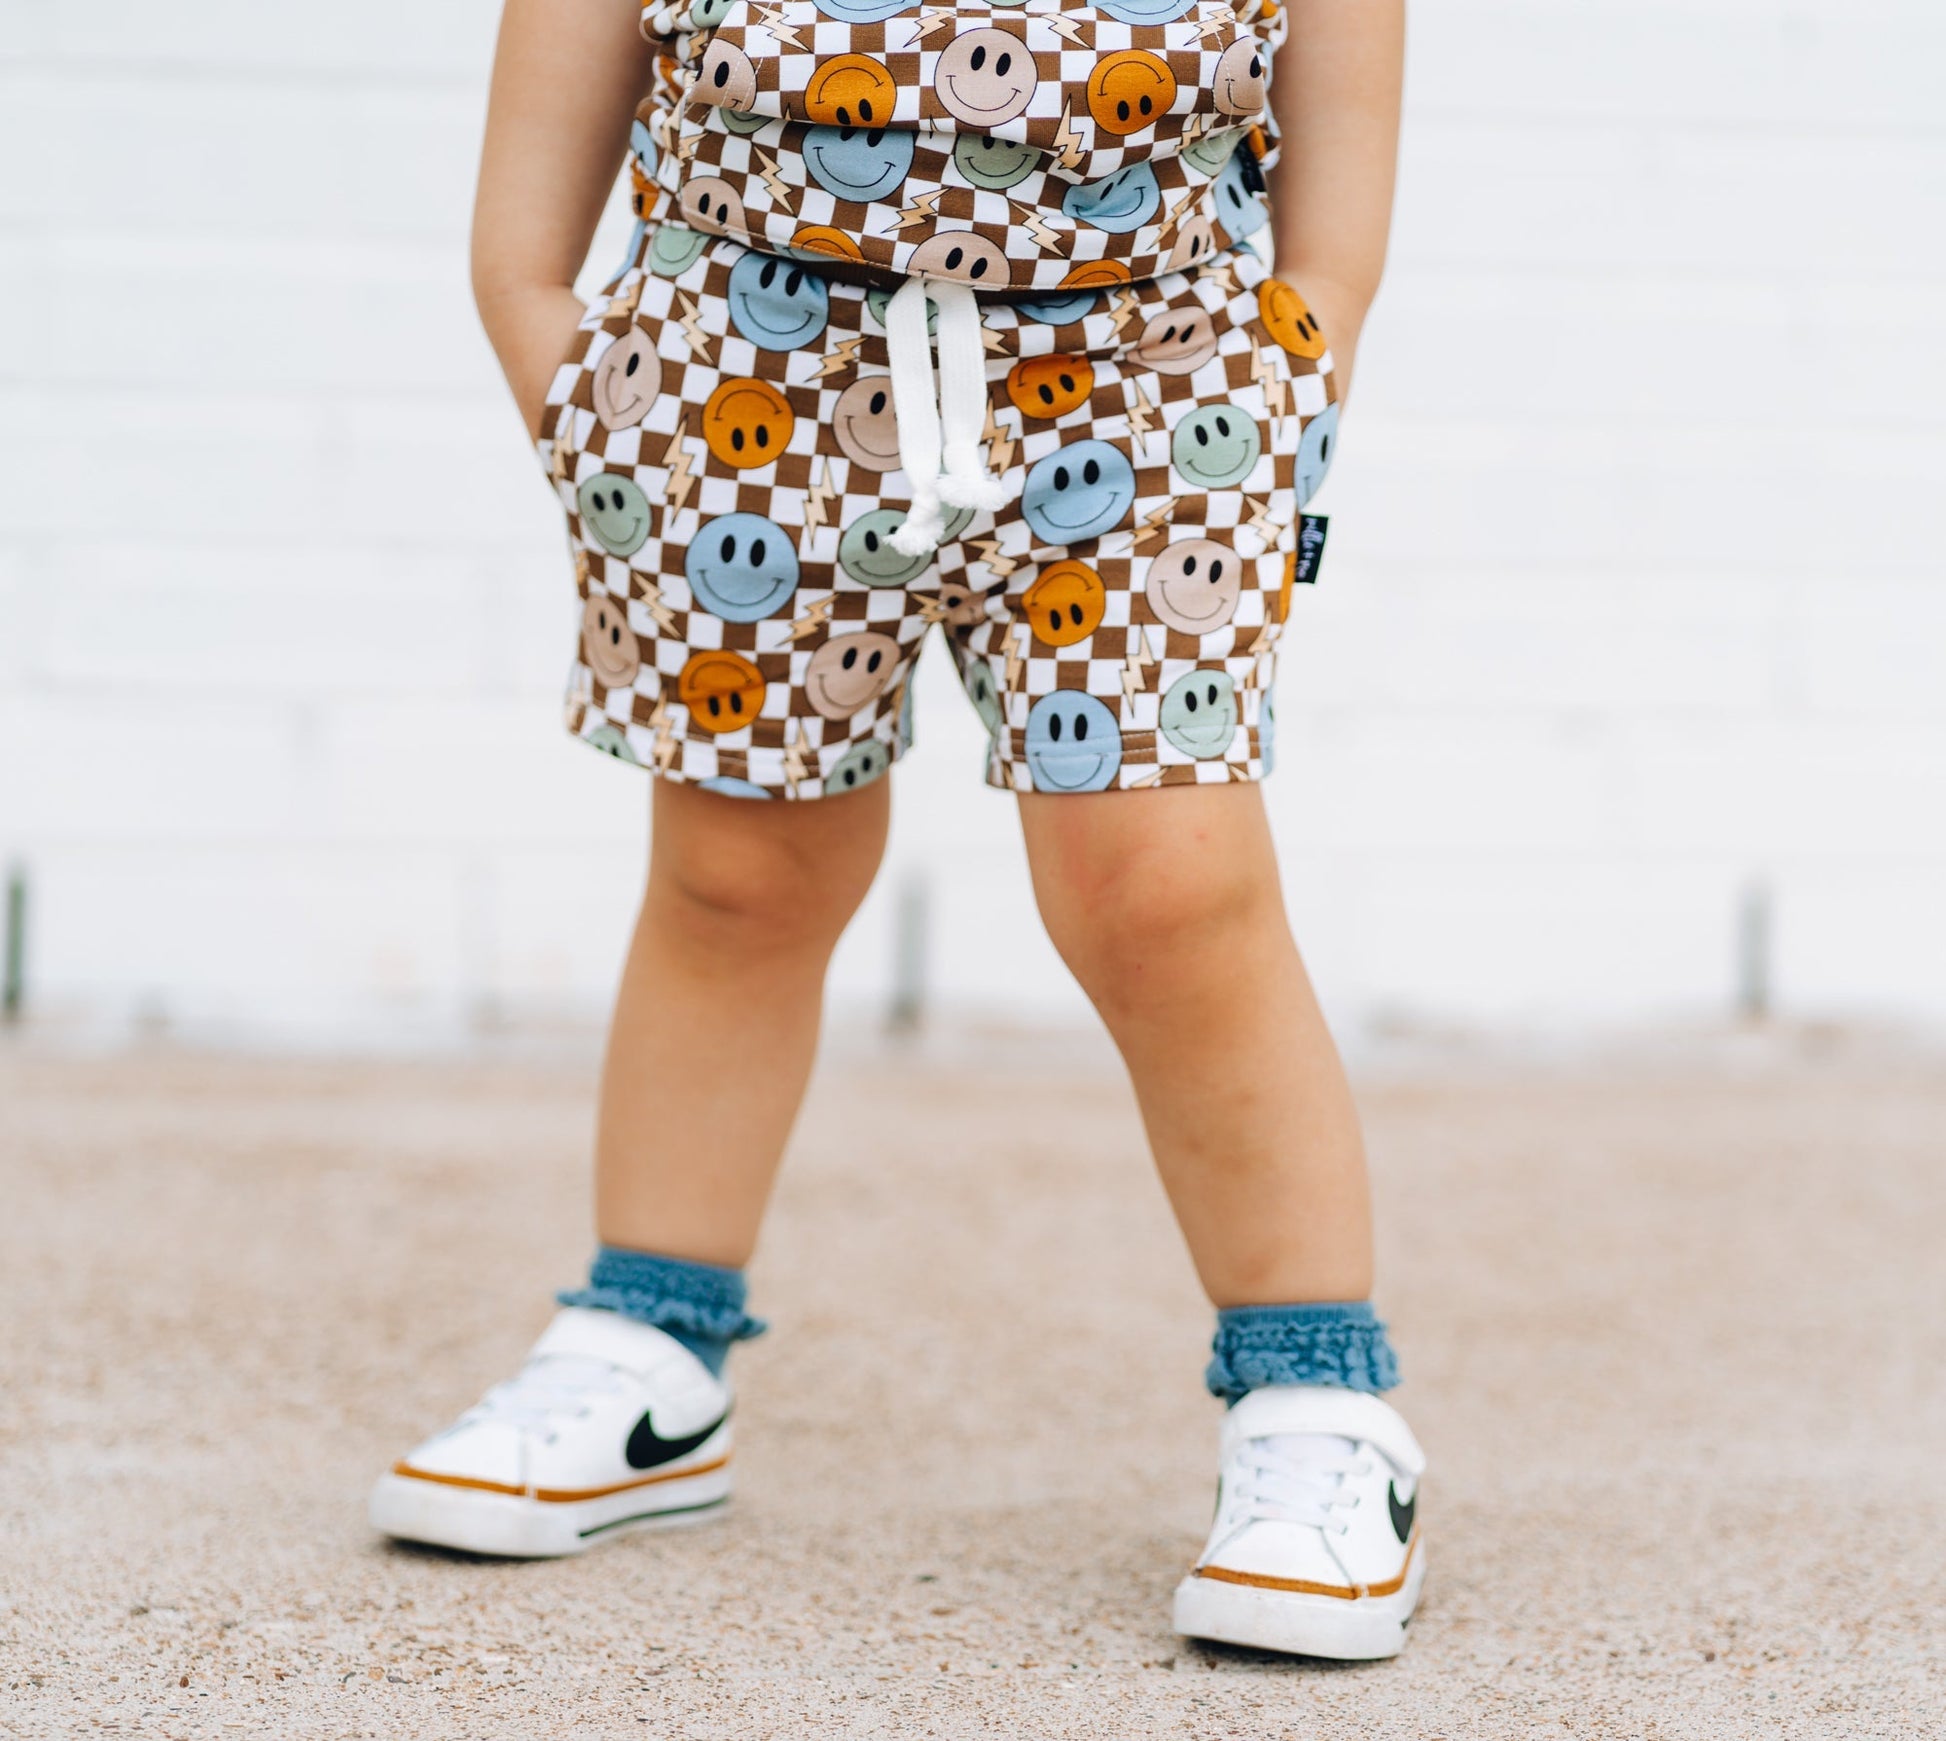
left=389, top=1451, right=731, bottom=1504
left=1193, top=1533, right=1418, bottom=1601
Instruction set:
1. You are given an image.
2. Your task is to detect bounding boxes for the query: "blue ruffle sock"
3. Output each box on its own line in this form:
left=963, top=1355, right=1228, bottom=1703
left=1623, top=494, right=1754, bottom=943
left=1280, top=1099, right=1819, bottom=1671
left=1206, top=1301, right=1401, bottom=1403
left=556, top=1246, right=767, bottom=1377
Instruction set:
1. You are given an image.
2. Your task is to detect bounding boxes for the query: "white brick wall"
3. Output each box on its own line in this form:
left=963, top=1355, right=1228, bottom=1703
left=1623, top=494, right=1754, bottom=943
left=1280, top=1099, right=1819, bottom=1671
left=2, top=0, right=1942, bottom=1046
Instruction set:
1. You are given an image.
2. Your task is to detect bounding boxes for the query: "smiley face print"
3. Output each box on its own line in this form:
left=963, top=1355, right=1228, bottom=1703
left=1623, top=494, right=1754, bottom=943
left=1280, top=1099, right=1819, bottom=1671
left=824, top=738, right=892, bottom=794
left=1144, top=539, right=1243, bottom=634
left=684, top=511, right=800, bottom=622
left=953, top=132, right=1039, bottom=193
left=907, top=231, right=1012, bottom=286
left=1213, top=39, right=1267, bottom=116
left=1021, top=440, right=1137, bottom=546
left=1022, top=560, right=1108, bottom=647
left=805, top=124, right=916, bottom=204
left=1023, top=691, right=1123, bottom=792
left=1006, top=355, right=1096, bottom=421
left=1062, top=163, right=1161, bottom=235
left=1171, top=404, right=1262, bottom=490
left=581, top=594, right=642, bottom=689
left=1132, top=307, right=1219, bottom=377
left=592, top=327, right=660, bottom=430
left=1297, top=402, right=1340, bottom=505
left=680, top=176, right=748, bottom=237
left=677, top=649, right=768, bottom=734
left=701, top=377, right=796, bottom=469
left=1158, top=669, right=1239, bottom=759
left=805, top=630, right=901, bottom=720
left=577, top=474, right=652, bottom=556
left=727, top=252, right=829, bottom=350
left=696, top=39, right=758, bottom=113
left=804, top=55, right=898, bottom=128
left=936, top=30, right=1037, bottom=130
left=1258, top=279, right=1327, bottom=359
left=1086, top=51, right=1177, bottom=137
left=831, top=377, right=901, bottom=471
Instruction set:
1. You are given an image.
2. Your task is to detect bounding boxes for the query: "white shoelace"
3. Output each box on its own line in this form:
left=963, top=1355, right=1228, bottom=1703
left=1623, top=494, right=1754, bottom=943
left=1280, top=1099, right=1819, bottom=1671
left=464, top=1354, right=625, bottom=1444
left=1228, top=1432, right=1368, bottom=1536
left=885, top=277, right=1010, bottom=557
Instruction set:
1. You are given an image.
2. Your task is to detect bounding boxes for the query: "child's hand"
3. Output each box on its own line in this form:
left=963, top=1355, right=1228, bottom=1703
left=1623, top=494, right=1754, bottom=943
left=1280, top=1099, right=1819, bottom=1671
left=482, top=285, right=590, bottom=442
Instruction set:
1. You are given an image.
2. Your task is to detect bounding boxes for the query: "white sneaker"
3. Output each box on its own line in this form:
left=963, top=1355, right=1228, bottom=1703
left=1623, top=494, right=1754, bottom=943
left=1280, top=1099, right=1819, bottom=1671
left=1173, top=1385, right=1427, bottom=1660
left=368, top=1307, right=732, bottom=1557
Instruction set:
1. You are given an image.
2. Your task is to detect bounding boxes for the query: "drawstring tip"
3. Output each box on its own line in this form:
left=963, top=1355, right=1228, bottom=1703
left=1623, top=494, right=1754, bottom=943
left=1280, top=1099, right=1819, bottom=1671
left=938, top=472, right=1011, bottom=514
left=890, top=507, right=944, bottom=558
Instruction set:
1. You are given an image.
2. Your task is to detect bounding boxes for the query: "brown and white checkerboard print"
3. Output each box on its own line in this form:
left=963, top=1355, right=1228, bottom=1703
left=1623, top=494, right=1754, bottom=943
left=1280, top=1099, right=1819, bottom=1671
left=539, top=196, right=1335, bottom=798
left=637, top=0, right=1289, bottom=292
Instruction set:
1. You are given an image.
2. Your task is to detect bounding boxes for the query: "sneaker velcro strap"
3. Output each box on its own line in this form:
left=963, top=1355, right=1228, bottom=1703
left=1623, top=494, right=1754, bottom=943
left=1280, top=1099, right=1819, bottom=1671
left=1224, top=1387, right=1427, bottom=1476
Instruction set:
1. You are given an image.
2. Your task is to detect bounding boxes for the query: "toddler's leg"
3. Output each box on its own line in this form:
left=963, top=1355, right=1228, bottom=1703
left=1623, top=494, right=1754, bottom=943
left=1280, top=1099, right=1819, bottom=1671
left=1019, top=782, right=1369, bottom=1306
left=597, top=775, right=891, bottom=1267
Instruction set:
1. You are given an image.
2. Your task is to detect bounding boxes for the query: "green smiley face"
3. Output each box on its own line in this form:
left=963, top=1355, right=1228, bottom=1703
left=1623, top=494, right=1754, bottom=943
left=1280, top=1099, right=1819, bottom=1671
left=1170, top=404, right=1263, bottom=489
left=865, top=287, right=939, bottom=335
left=577, top=473, right=652, bottom=556
left=952, top=132, right=1040, bottom=192
left=838, top=510, right=934, bottom=587
left=648, top=223, right=710, bottom=277
left=1158, top=669, right=1239, bottom=760
left=719, top=108, right=772, bottom=137
left=1182, top=128, right=1251, bottom=178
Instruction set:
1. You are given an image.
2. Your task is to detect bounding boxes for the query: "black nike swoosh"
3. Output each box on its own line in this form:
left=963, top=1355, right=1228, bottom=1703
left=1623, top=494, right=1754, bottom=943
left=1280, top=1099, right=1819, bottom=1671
left=1388, top=1480, right=1417, bottom=1544
left=624, top=1407, right=729, bottom=1471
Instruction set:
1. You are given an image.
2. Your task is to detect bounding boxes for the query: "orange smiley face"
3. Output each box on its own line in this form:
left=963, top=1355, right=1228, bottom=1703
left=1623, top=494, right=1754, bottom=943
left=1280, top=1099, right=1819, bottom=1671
left=1257, top=279, right=1327, bottom=359
left=1021, top=560, right=1107, bottom=648
left=802, top=55, right=898, bottom=128
left=702, top=377, right=796, bottom=469
left=1085, top=50, right=1177, bottom=137
left=678, top=649, right=768, bottom=733
left=787, top=224, right=866, bottom=263
left=1006, top=354, right=1096, bottom=421
left=1060, top=259, right=1132, bottom=290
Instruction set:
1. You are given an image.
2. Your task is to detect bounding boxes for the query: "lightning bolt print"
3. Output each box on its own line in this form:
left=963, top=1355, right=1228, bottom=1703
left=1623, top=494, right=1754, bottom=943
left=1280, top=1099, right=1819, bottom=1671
left=782, top=719, right=809, bottom=798
left=1243, top=494, right=1277, bottom=543
left=1125, top=377, right=1159, bottom=442
left=1200, top=258, right=1238, bottom=302
left=1004, top=622, right=1029, bottom=694
left=789, top=596, right=835, bottom=642
left=750, top=5, right=810, bottom=50
left=1052, top=103, right=1087, bottom=172
left=1132, top=499, right=1177, bottom=551
left=915, top=594, right=953, bottom=626
left=893, top=189, right=944, bottom=233
left=803, top=458, right=838, bottom=537
left=1122, top=627, right=1155, bottom=710
left=604, top=274, right=644, bottom=324
left=649, top=698, right=679, bottom=773
left=981, top=400, right=1017, bottom=480
left=550, top=416, right=576, bottom=485
left=1044, top=14, right=1088, bottom=45
left=811, top=335, right=864, bottom=381
left=1254, top=347, right=1289, bottom=422
left=662, top=415, right=698, bottom=515
left=969, top=537, right=1019, bottom=582
left=675, top=292, right=711, bottom=362
left=1012, top=204, right=1061, bottom=252
left=755, top=149, right=795, bottom=212
left=906, top=6, right=958, bottom=42
left=638, top=577, right=679, bottom=637
left=1108, top=287, right=1142, bottom=339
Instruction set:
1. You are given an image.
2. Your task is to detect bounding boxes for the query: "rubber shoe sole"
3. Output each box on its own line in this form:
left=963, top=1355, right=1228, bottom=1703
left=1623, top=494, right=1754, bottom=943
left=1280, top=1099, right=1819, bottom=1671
left=368, top=1459, right=731, bottom=1558
left=1171, top=1540, right=1426, bottom=1660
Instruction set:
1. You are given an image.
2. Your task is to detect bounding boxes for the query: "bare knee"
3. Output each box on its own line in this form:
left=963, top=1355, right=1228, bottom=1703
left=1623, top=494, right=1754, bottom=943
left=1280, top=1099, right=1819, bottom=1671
left=649, top=782, right=884, bottom=958
left=1034, top=822, right=1282, bottom=1024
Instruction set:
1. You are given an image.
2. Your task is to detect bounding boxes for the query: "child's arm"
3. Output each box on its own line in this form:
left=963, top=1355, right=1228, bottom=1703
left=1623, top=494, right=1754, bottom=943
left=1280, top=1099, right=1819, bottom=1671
left=473, top=0, right=660, bottom=438
left=1265, top=0, right=1406, bottom=399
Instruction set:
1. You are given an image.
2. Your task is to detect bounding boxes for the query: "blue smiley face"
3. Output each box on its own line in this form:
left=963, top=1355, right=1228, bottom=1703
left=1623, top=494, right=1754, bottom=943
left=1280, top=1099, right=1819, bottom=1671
left=1258, top=685, right=1277, bottom=774
left=810, top=0, right=911, bottom=20
left=1023, top=691, right=1123, bottom=792
left=684, top=512, right=800, bottom=621
left=1095, top=0, right=1195, bottom=20
left=1061, top=162, right=1161, bottom=234
left=630, top=119, right=656, bottom=173
left=1158, top=669, right=1239, bottom=760
left=1014, top=289, right=1098, bottom=325
left=1021, top=439, right=1137, bottom=546
left=1297, top=402, right=1340, bottom=506
left=1171, top=404, right=1262, bottom=489
left=699, top=774, right=772, bottom=799
left=727, top=252, right=830, bottom=350
left=806, top=124, right=916, bottom=203
left=1213, top=143, right=1269, bottom=240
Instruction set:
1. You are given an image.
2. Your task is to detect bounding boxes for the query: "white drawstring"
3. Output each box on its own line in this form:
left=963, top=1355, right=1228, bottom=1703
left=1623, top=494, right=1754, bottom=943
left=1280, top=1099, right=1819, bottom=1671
left=886, top=278, right=1008, bottom=558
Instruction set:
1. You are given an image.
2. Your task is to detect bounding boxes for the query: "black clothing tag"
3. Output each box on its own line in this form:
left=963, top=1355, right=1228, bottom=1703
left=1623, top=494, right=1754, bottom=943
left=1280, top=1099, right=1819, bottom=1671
left=1294, top=514, right=1328, bottom=585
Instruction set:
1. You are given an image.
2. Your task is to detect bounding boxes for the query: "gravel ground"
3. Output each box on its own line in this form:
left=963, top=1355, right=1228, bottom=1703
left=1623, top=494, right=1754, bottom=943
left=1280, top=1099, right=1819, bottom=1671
left=3, top=1037, right=1943, bottom=1739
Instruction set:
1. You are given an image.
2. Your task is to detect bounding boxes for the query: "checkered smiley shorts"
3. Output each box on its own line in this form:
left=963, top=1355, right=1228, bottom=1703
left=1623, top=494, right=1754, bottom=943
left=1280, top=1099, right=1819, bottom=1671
left=538, top=195, right=1339, bottom=799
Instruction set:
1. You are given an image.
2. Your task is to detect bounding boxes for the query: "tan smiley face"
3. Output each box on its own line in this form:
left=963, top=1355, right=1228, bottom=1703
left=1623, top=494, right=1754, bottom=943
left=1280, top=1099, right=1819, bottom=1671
left=582, top=594, right=642, bottom=688
left=805, top=631, right=901, bottom=720
left=1132, top=307, right=1220, bottom=376
left=592, top=328, right=659, bottom=430
left=1164, top=215, right=1217, bottom=273
left=1144, top=539, right=1243, bottom=635
left=680, top=176, right=747, bottom=236
left=936, top=30, right=1036, bottom=128
left=831, top=376, right=901, bottom=471
left=1213, top=39, right=1267, bottom=116
left=906, top=230, right=1012, bottom=286
left=696, top=39, right=758, bottom=112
